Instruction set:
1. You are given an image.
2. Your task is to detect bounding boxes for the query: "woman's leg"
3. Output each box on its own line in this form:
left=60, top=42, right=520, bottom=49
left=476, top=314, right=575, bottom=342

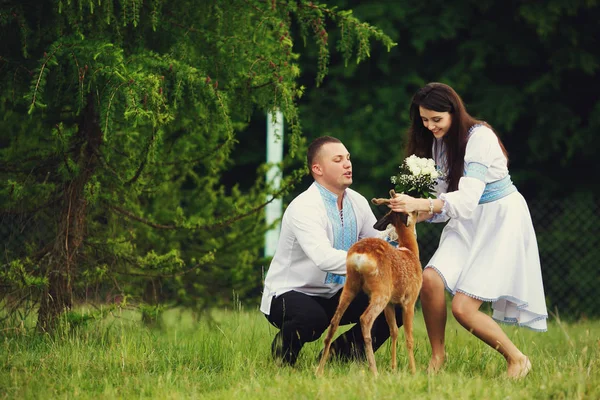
left=451, top=293, right=531, bottom=378
left=421, top=268, right=448, bottom=372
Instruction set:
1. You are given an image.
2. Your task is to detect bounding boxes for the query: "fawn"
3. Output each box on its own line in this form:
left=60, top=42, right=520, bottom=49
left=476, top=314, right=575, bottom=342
left=316, top=190, right=423, bottom=376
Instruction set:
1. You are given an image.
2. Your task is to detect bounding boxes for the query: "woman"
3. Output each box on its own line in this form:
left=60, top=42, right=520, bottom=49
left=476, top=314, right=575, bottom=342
left=390, top=82, right=547, bottom=379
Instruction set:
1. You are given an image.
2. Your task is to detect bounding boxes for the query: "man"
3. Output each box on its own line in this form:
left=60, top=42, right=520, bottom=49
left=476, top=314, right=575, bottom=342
left=260, top=136, right=403, bottom=366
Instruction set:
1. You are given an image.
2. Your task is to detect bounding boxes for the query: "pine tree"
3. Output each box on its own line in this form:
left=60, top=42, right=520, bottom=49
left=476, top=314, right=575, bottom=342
left=0, top=0, right=394, bottom=332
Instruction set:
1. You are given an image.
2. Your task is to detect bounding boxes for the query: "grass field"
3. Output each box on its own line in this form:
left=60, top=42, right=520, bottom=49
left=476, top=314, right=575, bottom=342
left=1, top=304, right=598, bottom=399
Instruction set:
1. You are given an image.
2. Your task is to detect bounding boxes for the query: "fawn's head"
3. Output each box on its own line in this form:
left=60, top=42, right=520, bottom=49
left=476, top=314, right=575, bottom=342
left=371, top=189, right=417, bottom=231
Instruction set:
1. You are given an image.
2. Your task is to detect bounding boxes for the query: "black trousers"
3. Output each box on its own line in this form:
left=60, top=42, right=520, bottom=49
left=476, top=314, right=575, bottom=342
left=265, top=289, right=403, bottom=365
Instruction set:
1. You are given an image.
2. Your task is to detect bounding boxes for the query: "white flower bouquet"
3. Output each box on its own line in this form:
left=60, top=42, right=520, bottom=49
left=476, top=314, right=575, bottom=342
left=390, top=155, right=441, bottom=199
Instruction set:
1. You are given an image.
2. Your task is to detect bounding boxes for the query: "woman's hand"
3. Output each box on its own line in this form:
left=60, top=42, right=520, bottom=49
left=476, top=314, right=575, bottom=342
left=389, top=193, right=421, bottom=213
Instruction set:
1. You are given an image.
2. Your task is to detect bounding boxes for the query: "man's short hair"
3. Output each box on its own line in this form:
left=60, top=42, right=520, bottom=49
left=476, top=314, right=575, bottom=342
left=307, top=136, right=342, bottom=173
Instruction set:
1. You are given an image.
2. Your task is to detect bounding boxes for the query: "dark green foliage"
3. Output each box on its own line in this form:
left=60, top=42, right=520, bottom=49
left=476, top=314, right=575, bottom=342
left=0, top=0, right=394, bottom=331
left=2, top=0, right=598, bottom=329
left=292, top=0, right=600, bottom=317
left=295, top=0, right=600, bottom=200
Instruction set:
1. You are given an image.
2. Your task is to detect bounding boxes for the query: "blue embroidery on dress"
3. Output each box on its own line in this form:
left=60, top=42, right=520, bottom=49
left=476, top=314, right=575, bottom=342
left=437, top=124, right=487, bottom=178
left=465, top=162, right=488, bottom=182
left=479, top=175, right=517, bottom=204
left=468, top=123, right=485, bottom=137
left=315, top=182, right=357, bottom=285
left=462, top=124, right=486, bottom=175
left=433, top=139, right=447, bottom=182
left=425, top=265, right=547, bottom=332
left=428, top=140, right=449, bottom=223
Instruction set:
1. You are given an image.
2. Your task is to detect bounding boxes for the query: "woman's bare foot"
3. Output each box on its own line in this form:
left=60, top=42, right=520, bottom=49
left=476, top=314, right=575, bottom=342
left=427, top=353, right=445, bottom=374
left=507, top=356, right=531, bottom=379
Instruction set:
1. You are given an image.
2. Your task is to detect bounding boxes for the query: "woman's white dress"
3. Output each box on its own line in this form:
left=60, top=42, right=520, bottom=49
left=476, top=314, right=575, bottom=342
left=427, top=124, right=548, bottom=331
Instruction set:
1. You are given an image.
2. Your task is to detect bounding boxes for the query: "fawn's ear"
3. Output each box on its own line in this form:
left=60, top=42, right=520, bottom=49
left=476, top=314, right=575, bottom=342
left=373, top=212, right=392, bottom=231
left=371, top=197, right=390, bottom=205
left=405, top=211, right=418, bottom=227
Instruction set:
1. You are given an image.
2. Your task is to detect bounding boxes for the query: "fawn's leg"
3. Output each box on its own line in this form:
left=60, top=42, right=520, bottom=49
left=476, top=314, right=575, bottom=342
left=334, top=290, right=403, bottom=360
left=360, top=296, right=388, bottom=377
left=402, top=301, right=417, bottom=374
left=421, top=268, right=447, bottom=372
left=452, top=293, right=530, bottom=379
left=383, top=304, right=398, bottom=371
left=316, top=282, right=360, bottom=376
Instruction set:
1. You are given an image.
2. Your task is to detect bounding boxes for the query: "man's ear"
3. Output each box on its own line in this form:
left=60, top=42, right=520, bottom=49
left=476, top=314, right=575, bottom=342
left=311, top=163, right=322, bottom=176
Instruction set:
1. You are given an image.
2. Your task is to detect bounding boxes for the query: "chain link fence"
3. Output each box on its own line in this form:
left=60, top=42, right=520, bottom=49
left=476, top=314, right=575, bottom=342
left=2, top=194, right=599, bottom=321
left=416, top=193, right=600, bottom=320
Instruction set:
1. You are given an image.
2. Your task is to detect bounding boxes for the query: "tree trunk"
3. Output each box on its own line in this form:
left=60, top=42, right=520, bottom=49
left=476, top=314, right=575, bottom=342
left=36, top=95, right=102, bottom=332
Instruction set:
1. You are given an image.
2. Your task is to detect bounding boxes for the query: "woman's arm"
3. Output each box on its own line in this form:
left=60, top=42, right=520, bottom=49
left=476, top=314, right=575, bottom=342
left=389, top=196, right=445, bottom=219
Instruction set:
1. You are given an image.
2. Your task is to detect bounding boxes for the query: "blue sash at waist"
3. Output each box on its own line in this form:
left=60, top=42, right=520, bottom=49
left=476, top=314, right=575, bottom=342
left=479, top=175, right=517, bottom=204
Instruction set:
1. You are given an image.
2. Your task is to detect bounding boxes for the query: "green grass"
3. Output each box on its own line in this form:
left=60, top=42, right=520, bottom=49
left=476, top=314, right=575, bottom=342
left=1, top=305, right=599, bottom=399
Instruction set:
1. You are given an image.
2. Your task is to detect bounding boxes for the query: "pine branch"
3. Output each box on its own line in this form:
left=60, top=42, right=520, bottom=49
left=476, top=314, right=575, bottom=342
left=0, top=152, right=62, bottom=174
left=30, top=43, right=63, bottom=113
left=250, top=81, right=276, bottom=90
left=81, top=241, right=209, bottom=279
left=125, top=128, right=156, bottom=186
left=96, top=153, right=126, bottom=183
left=107, top=181, right=297, bottom=232
left=241, top=0, right=265, bottom=14
left=107, top=205, right=177, bottom=229
left=115, top=261, right=205, bottom=278
left=104, top=80, right=133, bottom=135
left=158, top=137, right=232, bottom=166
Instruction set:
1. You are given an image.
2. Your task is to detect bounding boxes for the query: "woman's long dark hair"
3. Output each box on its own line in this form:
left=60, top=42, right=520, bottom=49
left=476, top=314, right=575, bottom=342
left=405, top=82, right=508, bottom=192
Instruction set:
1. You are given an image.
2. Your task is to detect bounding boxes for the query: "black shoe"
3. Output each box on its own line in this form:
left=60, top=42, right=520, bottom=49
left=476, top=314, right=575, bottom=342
left=271, top=332, right=298, bottom=366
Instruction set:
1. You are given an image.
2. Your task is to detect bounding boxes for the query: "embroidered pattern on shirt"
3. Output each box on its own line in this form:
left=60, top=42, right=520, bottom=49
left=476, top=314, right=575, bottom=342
left=315, top=182, right=357, bottom=285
